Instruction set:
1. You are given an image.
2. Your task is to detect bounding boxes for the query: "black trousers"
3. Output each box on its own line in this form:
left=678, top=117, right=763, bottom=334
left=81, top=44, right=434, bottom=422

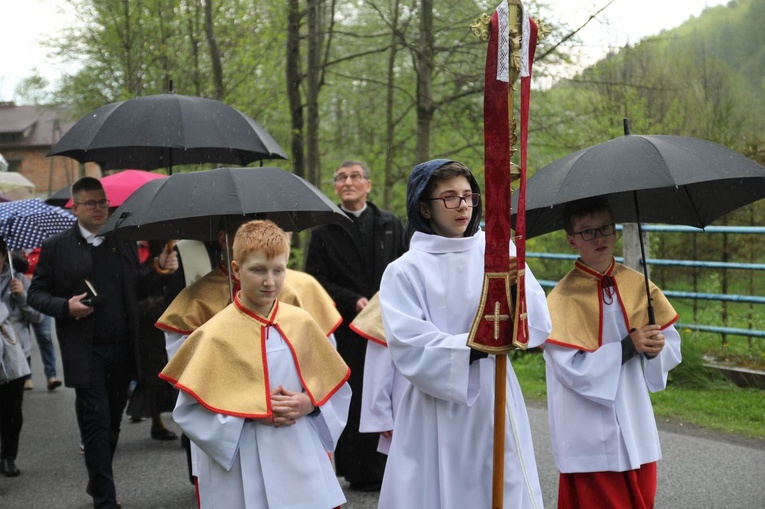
left=75, top=343, right=131, bottom=509
left=0, top=377, right=25, bottom=460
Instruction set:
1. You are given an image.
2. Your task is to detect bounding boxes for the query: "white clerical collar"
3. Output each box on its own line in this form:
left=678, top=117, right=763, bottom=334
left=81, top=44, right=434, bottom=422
left=79, top=224, right=105, bottom=247
left=341, top=204, right=367, bottom=217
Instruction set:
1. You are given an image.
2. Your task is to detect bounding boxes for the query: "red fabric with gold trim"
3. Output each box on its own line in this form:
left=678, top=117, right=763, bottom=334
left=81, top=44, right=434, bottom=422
left=513, top=17, right=539, bottom=347
left=467, top=9, right=516, bottom=353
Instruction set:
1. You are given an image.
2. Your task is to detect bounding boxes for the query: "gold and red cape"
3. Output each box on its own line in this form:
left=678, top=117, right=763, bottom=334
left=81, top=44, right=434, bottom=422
left=349, top=292, right=386, bottom=347
left=159, top=296, right=350, bottom=419
left=546, top=259, right=678, bottom=351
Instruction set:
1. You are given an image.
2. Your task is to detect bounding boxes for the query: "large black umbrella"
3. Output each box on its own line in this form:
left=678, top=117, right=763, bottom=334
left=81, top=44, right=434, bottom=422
left=98, top=166, right=350, bottom=241
left=512, top=131, right=765, bottom=322
left=514, top=134, right=765, bottom=238
left=48, top=93, right=287, bottom=172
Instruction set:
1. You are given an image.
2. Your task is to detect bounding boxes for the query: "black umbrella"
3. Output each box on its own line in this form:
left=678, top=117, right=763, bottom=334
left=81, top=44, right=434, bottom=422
left=98, top=166, right=350, bottom=241
left=44, top=186, right=71, bottom=207
left=512, top=128, right=765, bottom=322
left=48, top=93, right=288, bottom=172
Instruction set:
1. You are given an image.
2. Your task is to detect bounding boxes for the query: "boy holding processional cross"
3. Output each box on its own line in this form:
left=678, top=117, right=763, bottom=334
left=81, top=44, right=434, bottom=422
left=377, top=159, right=552, bottom=508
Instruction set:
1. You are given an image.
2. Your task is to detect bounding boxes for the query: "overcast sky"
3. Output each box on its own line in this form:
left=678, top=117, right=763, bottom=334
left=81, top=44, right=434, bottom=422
left=0, top=0, right=727, bottom=102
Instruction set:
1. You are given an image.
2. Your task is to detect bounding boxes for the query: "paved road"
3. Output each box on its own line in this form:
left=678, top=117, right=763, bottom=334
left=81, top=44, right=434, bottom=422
left=2, top=339, right=763, bottom=508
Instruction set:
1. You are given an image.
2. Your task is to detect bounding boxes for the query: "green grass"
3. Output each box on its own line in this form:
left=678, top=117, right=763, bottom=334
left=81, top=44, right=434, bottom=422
left=511, top=343, right=765, bottom=440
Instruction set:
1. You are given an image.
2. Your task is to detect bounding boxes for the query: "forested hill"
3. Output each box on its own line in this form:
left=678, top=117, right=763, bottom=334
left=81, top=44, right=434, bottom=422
left=671, top=0, right=765, bottom=92
left=535, top=0, right=765, bottom=168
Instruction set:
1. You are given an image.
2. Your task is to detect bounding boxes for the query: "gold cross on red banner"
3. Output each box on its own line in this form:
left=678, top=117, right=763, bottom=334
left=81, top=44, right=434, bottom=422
left=484, top=301, right=510, bottom=339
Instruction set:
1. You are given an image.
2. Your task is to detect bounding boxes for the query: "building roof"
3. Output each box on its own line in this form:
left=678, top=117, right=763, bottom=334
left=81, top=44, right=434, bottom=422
left=0, top=102, right=77, bottom=150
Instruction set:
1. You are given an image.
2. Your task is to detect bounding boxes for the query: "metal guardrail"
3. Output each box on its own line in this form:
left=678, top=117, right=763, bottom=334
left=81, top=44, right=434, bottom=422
left=675, top=323, right=765, bottom=339
left=528, top=224, right=765, bottom=339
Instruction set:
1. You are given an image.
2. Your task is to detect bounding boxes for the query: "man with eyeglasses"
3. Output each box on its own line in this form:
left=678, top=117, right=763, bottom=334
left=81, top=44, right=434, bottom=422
left=305, top=160, right=406, bottom=492
left=544, top=196, right=682, bottom=509
left=28, top=176, right=178, bottom=509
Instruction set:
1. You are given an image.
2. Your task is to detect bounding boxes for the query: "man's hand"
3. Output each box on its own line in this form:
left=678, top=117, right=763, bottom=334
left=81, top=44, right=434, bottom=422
left=69, top=292, right=94, bottom=319
left=356, top=297, right=369, bottom=313
left=629, top=324, right=665, bottom=356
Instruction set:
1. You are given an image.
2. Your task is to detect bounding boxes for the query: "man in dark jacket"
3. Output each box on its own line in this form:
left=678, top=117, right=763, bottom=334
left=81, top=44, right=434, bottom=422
left=28, top=177, right=177, bottom=509
left=305, top=160, right=406, bottom=491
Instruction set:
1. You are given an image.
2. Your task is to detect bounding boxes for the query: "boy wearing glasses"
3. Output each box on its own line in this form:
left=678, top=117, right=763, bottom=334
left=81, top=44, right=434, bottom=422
left=544, top=197, right=682, bottom=509
left=377, top=159, right=552, bottom=508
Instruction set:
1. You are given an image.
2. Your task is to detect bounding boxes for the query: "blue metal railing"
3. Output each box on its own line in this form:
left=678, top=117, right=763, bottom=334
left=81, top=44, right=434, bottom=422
left=529, top=225, right=765, bottom=339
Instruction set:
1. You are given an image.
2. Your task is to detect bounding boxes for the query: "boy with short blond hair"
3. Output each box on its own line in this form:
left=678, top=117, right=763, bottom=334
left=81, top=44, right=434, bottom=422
left=161, top=220, right=351, bottom=509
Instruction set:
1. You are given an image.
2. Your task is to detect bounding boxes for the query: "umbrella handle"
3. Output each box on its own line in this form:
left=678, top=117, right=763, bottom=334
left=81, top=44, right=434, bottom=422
left=153, top=240, right=178, bottom=275
left=7, top=250, right=14, bottom=280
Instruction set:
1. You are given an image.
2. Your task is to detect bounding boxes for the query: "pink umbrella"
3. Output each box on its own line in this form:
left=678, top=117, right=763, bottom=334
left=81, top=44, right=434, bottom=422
left=64, top=170, right=167, bottom=208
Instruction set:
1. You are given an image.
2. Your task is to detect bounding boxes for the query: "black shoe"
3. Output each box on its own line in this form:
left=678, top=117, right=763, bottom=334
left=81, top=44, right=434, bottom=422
left=86, top=481, right=121, bottom=508
left=129, top=416, right=144, bottom=423
left=47, top=377, right=62, bottom=391
left=151, top=428, right=178, bottom=441
left=0, top=458, right=20, bottom=477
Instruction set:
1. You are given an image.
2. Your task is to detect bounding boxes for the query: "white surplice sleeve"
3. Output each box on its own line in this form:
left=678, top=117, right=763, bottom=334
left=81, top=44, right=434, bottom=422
left=643, top=323, right=682, bottom=392
left=172, top=391, right=245, bottom=471
left=360, top=341, right=396, bottom=434
left=306, top=382, right=351, bottom=453
left=544, top=341, right=624, bottom=407
left=164, top=331, right=188, bottom=360
left=380, top=262, right=482, bottom=407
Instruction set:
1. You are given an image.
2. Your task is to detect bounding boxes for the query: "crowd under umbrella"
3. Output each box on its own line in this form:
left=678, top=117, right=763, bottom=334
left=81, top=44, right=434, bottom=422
left=0, top=199, right=76, bottom=277
left=47, top=92, right=288, bottom=174
left=512, top=123, right=765, bottom=322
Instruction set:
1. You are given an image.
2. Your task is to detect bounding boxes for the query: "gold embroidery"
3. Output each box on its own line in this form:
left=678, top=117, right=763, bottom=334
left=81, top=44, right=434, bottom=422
left=484, top=301, right=511, bottom=339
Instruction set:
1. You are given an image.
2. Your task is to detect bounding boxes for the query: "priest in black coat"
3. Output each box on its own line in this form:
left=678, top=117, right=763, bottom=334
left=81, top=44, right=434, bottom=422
left=305, top=160, right=406, bottom=491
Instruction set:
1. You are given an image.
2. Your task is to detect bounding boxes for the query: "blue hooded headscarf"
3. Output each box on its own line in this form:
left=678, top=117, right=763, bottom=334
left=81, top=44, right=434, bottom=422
left=406, top=159, right=482, bottom=237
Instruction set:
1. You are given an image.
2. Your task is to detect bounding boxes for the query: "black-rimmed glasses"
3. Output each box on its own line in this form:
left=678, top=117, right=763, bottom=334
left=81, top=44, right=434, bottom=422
left=424, top=193, right=481, bottom=209
left=570, top=223, right=616, bottom=241
left=75, top=199, right=110, bottom=210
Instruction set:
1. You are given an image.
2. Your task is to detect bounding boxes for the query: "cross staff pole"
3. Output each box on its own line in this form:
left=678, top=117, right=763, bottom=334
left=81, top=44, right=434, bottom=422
left=469, top=2, right=540, bottom=506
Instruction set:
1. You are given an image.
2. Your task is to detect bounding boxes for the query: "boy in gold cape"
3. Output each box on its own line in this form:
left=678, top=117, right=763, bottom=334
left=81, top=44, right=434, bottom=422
left=544, top=197, right=682, bottom=509
left=161, top=220, right=351, bottom=509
